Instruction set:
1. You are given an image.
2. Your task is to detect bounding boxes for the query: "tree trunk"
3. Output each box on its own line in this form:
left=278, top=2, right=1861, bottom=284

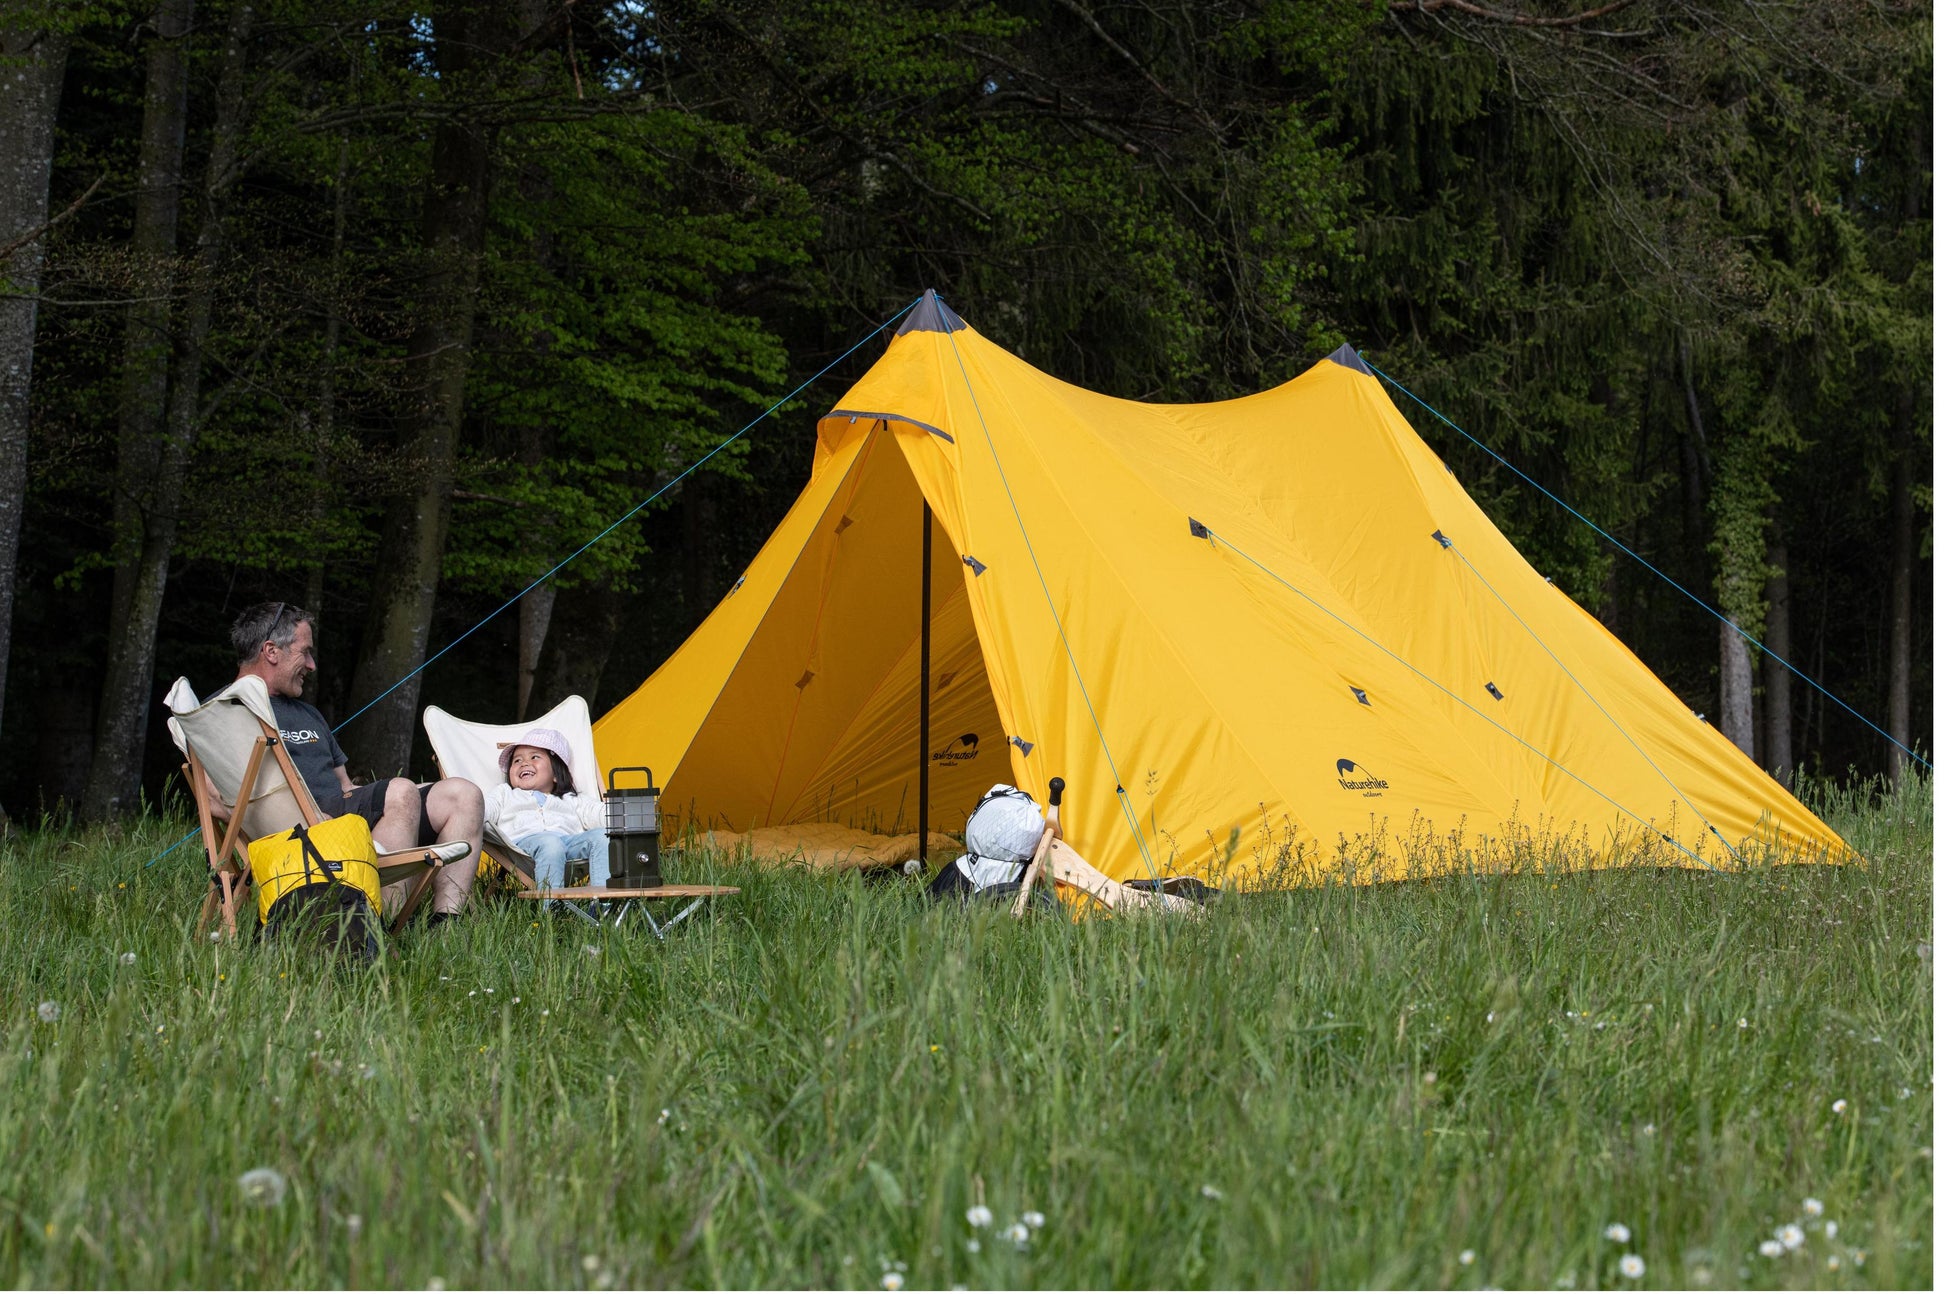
left=0, top=22, right=69, bottom=776
left=345, top=6, right=505, bottom=774
left=529, top=576, right=620, bottom=721
left=517, top=583, right=555, bottom=719
left=1761, top=540, right=1791, bottom=782
left=1886, top=402, right=1913, bottom=784
left=682, top=474, right=717, bottom=631
left=303, top=127, right=353, bottom=621
left=83, top=0, right=254, bottom=821
left=105, top=0, right=193, bottom=675
left=1718, top=619, right=1755, bottom=758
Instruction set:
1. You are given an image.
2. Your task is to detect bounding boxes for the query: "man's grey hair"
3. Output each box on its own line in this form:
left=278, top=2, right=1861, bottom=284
left=232, top=601, right=316, bottom=666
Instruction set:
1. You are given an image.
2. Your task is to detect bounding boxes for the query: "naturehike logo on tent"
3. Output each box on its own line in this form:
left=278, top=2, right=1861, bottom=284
left=931, top=733, right=980, bottom=764
left=1335, top=758, right=1388, bottom=796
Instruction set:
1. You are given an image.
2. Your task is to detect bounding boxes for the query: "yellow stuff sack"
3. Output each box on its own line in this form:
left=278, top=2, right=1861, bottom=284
left=248, top=814, right=382, bottom=926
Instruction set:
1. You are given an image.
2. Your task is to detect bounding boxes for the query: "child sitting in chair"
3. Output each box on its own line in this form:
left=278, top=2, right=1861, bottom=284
left=486, top=727, right=609, bottom=896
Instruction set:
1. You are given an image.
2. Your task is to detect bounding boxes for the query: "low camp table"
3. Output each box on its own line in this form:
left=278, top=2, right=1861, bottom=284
left=516, top=884, right=739, bottom=938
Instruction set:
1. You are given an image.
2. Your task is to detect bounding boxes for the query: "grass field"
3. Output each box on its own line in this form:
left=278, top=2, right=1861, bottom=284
left=0, top=773, right=1930, bottom=1289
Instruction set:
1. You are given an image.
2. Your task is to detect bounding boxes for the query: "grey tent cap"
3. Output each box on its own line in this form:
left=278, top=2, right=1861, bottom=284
left=897, top=289, right=968, bottom=335
left=1325, top=342, right=1373, bottom=375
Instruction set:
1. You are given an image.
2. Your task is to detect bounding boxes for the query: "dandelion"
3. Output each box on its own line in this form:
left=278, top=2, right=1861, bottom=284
left=1801, top=1197, right=1823, bottom=1217
left=1459, top=1249, right=1476, bottom=1266
left=119, top=952, right=136, bottom=966
left=1619, top=1254, right=1645, bottom=1280
left=1199, top=1184, right=1222, bottom=1200
left=1003, top=1222, right=1029, bottom=1249
left=35, top=1001, right=59, bottom=1023
left=1758, top=1240, right=1783, bottom=1258
left=1023, top=1210, right=1045, bottom=1229
left=965, top=1205, right=993, bottom=1229
left=881, top=1274, right=904, bottom=1292
left=1775, top=1224, right=1804, bottom=1251
left=1604, top=1224, right=1632, bottom=1244
left=1830, top=1098, right=1848, bottom=1114
left=1823, top=1221, right=1837, bottom=1240
left=237, top=1167, right=288, bottom=1208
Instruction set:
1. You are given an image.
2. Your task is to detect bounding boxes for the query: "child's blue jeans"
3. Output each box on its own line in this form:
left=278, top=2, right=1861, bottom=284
left=516, top=828, right=611, bottom=892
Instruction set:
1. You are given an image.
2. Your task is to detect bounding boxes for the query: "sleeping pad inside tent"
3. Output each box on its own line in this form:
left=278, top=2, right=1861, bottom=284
left=594, top=290, right=1848, bottom=886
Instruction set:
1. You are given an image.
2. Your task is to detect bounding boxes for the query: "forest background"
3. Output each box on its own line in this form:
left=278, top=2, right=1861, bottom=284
left=0, top=0, right=1929, bottom=824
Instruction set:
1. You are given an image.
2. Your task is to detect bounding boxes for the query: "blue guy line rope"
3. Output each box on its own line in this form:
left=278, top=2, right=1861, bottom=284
left=1361, top=355, right=1932, bottom=774
left=1200, top=522, right=1721, bottom=871
left=148, top=296, right=925, bottom=869
left=1444, top=540, right=1740, bottom=863
left=940, top=329, right=1167, bottom=883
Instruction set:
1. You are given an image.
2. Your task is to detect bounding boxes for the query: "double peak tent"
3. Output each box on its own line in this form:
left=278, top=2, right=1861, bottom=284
left=595, top=291, right=1845, bottom=884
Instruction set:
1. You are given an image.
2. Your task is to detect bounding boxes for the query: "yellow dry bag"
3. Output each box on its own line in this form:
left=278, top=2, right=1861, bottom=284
left=248, top=814, right=382, bottom=927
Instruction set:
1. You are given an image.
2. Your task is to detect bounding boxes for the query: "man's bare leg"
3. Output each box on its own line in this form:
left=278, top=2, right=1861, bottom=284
left=369, top=777, right=421, bottom=852
left=422, top=777, right=484, bottom=916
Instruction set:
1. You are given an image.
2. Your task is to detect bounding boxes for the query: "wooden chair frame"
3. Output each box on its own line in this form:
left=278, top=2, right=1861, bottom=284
left=181, top=710, right=449, bottom=940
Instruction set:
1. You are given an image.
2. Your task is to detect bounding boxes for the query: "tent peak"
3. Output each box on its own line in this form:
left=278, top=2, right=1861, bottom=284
left=1325, top=342, right=1373, bottom=375
left=897, top=289, right=968, bottom=335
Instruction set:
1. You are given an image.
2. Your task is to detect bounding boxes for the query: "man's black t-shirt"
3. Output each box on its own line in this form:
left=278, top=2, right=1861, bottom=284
left=270, top=695, right=349, bottom=812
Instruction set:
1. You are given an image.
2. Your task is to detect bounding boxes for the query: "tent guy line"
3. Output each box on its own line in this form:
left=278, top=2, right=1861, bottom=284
left=1364, top=354, right=1931, bottom=773
left=942, top=327, right=1167, bottom=885
left=145, top=295, right=927, bottom=869
left=1193, top=519, right=1723, bottom=872
left=1442, top=538, right=1743, bottom=864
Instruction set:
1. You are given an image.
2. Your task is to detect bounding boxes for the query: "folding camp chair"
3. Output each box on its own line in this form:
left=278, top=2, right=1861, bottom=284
left=422, top=696, right=737, bottom=938
left=166, top=676, right=469, bottom=940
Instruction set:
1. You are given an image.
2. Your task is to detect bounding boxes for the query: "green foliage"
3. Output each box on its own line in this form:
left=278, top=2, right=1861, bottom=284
left=0, top=773, right=1929, bottom=1285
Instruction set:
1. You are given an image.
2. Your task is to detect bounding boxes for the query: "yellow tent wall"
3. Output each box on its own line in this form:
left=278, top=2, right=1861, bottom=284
left=596, top=292, right=1846, bottom=883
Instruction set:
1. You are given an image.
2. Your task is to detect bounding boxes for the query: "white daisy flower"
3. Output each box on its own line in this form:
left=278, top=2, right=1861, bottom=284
left=1200, top=1184, right=1222, bottom=1200
left=1823, top=1221, right=1838, bottom=1240
left=1830, top=1098, right=1848, bottom=1114
left=880, top=1274, right=904, bottom=1292
left=1801, top=1197, right=1823, bottom=1217
left=965, top=1205, right=993, bottom=1229
left=35, top=1001, right=59, bottom=1023
left=1459, top=1249, right=1476, bottom=1266
left=119, top=952, right=137, bottom=966
left=1604, top=1223, right=1632, bottom=1243
left=1023, top=1210, right=1045, bottom=1229
left=1619, top=1254, right=1645, bottom=1280
left=1004, top=1222, right=1029, bottom=1249
left=1758, top=1240, right=1783, bottom=1258
left=1776, top=1224, right=1804, bottom=1251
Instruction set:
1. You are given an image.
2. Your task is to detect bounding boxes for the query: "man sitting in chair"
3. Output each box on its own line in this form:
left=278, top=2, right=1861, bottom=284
left=230, top=601, right=484, bottom=926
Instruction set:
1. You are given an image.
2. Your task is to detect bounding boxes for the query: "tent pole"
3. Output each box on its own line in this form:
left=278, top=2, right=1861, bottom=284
left=919, top=500, right=932, bottom=856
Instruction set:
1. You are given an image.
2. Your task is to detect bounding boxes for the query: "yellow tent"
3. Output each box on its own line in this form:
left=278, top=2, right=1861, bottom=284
left=595, top=291, right=1846, bottom=884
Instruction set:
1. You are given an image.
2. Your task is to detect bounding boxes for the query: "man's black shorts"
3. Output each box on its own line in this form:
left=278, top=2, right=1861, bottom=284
left=339, top=779, right=438, bottom=847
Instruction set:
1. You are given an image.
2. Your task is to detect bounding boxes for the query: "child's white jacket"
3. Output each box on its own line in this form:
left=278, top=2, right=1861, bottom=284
left=485, top=783, right=604, bottom=841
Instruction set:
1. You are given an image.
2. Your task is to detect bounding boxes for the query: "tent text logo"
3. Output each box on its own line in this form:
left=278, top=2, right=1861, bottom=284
left=931, top=733, right=980, bottom=764
left=1335, top=758, right=1388, bottom=796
